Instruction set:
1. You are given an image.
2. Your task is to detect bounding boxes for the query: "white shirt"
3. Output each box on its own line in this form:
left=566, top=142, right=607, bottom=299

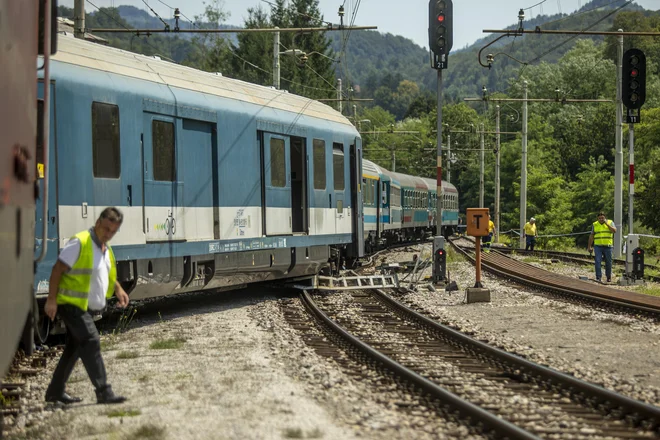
left=58, top=236, right=111, bottom=310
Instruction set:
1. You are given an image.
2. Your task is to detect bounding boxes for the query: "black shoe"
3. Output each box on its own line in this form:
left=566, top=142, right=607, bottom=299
left=46, top=392, right=83, bottom=405
left=607, top=278, right=611, bottom=283
left=96, top=387, right=127, bottom=404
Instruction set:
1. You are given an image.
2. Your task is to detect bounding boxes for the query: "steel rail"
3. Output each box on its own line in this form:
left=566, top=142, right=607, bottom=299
left=449, top=241, right=660, bottom=315
left=369, top=288, right=660, bottom=432
left=300, top=290, right=540, bottom=440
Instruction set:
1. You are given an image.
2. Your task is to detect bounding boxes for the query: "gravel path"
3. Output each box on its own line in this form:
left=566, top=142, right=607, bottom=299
left=3, top=244, right=659, bottom=439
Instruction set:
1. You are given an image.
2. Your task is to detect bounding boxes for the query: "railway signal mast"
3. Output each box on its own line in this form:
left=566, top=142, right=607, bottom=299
left=620, top=48, right=646, bottom=285
left=429, top=0, right=453, bottom=283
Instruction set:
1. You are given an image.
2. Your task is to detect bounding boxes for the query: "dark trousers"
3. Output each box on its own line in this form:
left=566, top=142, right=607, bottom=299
left=526, top=236, right=536, bottom=251
left=46, top=304, right=108, bottom=397
left=594, top=245, right=613, bottom=281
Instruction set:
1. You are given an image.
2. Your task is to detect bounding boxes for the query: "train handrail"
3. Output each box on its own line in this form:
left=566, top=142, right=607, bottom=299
left=35, top=0, right=53, bottom=263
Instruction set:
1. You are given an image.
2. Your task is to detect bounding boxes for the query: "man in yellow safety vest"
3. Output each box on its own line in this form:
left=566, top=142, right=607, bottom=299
left=587, top=211, right=617, bottom=283
left=44, top=207, right=129, bottom=405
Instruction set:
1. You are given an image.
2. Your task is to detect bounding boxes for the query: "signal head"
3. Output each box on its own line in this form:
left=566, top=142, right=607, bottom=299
left=622, top=48, right=646, bottom=110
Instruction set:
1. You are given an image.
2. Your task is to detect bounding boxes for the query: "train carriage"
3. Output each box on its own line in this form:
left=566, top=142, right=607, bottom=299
left=1, top=0, right=57, bottom=377
left=33, top=34, right=363, bottom=308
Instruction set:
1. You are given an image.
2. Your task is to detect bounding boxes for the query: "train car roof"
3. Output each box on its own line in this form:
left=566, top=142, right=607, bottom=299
left=362, top=159, right=382, bottom=180
left=51, top=35, right=354, bottom=128
left=421, top=178, right=458, bottom=193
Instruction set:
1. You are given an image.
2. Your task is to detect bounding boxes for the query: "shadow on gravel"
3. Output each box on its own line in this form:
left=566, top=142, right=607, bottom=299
left=98, top=285, right=299, bottom=334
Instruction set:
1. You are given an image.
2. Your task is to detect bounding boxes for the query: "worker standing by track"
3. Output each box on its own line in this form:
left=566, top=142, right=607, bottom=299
left=523, top=217, right=538, bottom=251
left=587, top=211, right=617, bottom=283
left=44, top=207, right=129, bottom=405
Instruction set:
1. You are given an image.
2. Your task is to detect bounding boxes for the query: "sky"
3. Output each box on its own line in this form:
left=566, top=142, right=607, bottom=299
left=67, top=0, right=659, bottom=50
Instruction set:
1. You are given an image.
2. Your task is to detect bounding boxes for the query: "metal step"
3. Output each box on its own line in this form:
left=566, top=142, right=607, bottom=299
left=315, top=274, right=399, bottom=290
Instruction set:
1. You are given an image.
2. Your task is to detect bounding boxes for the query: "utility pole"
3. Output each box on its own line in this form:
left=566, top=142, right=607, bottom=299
left=464, top=93, right=610, bottom=249
left=392, top=149, right=396, bottom=172
left=479, top=123, right=485, bottom=208
left=74, top=0, right=85, bottom=40
left=447, top=132, right=451, bottom=183
left=614, top=30, right=624, bottom=258
left=337, top=78, right=342, bottom=113
left=495, top=105, right=501, bottom=242
left=520, top=81, right=528, bottom=250
left=273, top=28, right=280, bottom=89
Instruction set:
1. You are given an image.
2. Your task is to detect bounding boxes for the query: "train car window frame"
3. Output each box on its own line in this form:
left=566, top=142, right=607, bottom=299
left=270, top=137, right=286, bottom=188
left=152, top=120, right=176, bottom=182
left=92, top=101, right=121, bottom=178
left=332, top=143, right=345, bottom=191
left=313, top=139, right=326, bottom=190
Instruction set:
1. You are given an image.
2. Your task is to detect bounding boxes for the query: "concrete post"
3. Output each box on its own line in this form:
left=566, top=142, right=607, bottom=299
left=337, top=78, right=342, bottom=113
left=495, top=105, right=501, bottom=242
left=447, top=133, right=451, bottom=183
left=74, top=0, right=85, bottom=40
left=273, top=29, right=280, bottom=89
left=520, top=81, right=528, bottom=249
left=614, top=30, right=624, bottom=257
left=479, top=123, right=485, bottom=208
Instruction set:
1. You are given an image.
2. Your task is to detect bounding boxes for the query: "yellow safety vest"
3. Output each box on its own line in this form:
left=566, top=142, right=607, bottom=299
left=57, top=230, right=117, bottom=311
left=592, top=220, right=614, bottom=247
left=524, top=222, right=537, bottom=236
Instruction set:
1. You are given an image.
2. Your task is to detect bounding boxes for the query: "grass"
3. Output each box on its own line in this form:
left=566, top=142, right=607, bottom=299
left=281, top=428, right=324, bottom=439
left=282, top=428, right=305, bottom=439
left=113, top=307, right=138, bottom=335
left=149, top=336, right=186, bottom=350
left=131, top=424, right=166, bottom=439
left=107, top=408, right=141, bottom=418
left=635, top=286, right=660, bottom=297
left=116, top=350, right=139, bottom=359
left=100, top=335, right=119, bottom=351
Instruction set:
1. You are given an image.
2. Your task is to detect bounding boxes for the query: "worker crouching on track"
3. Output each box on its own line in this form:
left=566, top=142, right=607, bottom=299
left=44, top=207, right=129, bottom=405
left=587, top=211, right=617, bottom=283
left=524, top=217, right=537, bottom=251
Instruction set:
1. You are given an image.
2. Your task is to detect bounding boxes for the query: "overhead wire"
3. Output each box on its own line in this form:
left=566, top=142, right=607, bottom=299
left=85, top=0, right=164, bottom=55
left=525, top=0, right=632, bottom=65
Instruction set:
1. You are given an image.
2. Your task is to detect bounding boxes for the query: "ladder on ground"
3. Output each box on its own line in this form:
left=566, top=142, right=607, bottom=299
left=315, top=274, right=399, bottom=291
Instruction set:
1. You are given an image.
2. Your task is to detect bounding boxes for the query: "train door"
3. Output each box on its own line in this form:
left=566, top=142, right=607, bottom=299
left=349, top=141, right=364, bottom=257
left=35, top=82, right=58, bottom=262
left=382, top=181, right=390, bottom=225
left=142, top=113, right=181, bottom=241
left=332, top=143, right=347, bottom=234
left=290, top=136, right=308, bottom=234
left=179, top=119, right=215, bottom=241
left=262, top=132, right=292, bottom=236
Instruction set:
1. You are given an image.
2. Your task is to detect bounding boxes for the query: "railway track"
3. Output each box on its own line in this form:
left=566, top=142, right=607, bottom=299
left=284, top=288, right=660, bottom=439
left=456, top=236, right=660, bottom=281
left=450, top=240, right=660, bottom=317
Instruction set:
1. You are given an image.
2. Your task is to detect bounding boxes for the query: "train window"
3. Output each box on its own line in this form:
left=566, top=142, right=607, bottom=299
left=270, top=138, right=286, bottom=187
left=332, top=144, right=344, bottom=191
left=152, top=120, right=175, bottom=181
left=313, top=139, right=326, bottom=190
left=92, top=102, right=121, bottom=178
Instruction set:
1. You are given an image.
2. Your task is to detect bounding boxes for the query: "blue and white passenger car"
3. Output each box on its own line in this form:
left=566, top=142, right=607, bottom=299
left=35, top=35, right=363, bottom=301
left=362, top=159, right=459, bottom=250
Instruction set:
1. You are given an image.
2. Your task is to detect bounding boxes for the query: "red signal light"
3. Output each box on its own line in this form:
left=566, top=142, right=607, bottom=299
left=438, top=250, right=444, bottom=255
left=437, top=14, right=445, bottom=23
left=631, top=68, right=639, bottom=78
left=636, top=250, right=642, bottom=254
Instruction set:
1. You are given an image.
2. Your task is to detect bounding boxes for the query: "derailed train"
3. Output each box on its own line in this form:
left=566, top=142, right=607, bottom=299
left=2, top=32, right=459, bottom=365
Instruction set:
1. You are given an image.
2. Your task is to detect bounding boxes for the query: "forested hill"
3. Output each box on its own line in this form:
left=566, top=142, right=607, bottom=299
left=330, top=0, right=649, bottom=102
